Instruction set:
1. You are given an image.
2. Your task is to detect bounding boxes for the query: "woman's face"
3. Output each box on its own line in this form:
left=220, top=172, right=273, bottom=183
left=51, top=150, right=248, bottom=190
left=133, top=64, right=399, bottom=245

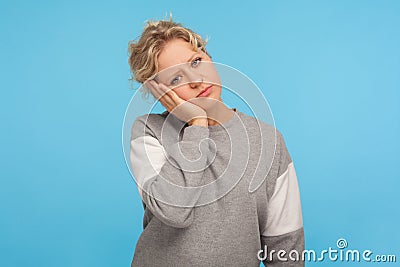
left=155, top=38, right=222, bottom=103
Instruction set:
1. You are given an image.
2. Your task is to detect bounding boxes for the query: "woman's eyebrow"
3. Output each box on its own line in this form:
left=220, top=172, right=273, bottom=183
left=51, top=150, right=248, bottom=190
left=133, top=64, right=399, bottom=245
left=186, top=52, right=200, bottom=63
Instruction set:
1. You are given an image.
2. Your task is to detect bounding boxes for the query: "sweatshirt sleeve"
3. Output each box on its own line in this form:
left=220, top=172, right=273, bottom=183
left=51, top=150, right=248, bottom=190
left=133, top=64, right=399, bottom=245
left=130, top=116, right=212, bottom=229
left=260, top=130, right=305, bottom=266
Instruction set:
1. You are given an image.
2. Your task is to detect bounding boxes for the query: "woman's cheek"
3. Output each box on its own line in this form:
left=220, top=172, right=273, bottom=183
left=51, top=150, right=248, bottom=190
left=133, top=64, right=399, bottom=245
left=173, top=87, right=191, bottom=100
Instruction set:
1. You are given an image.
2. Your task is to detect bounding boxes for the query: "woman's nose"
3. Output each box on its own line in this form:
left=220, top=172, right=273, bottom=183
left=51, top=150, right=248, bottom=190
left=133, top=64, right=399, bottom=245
left=189, top=77, right=203, bottom=88
left=188, top=74, right=202, bottom=88
left=184, top=68, right=203, bottom=88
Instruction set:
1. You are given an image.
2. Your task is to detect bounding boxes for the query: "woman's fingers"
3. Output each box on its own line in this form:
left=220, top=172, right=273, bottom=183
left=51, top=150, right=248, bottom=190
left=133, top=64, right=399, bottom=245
left=144, top=80, right=161, bottom=100
left=146, top=80, right=168, bottom=102
left=145, top=80, right=175, bottom=110
left=155, top=82, right=174, bottom=107
left=159, top=83, right=182, bottom=105
left=144, top=80, right=206, bottom=124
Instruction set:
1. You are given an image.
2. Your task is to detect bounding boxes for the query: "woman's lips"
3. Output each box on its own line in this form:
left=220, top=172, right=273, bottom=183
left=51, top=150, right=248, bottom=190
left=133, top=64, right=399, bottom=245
left=197, top=85, right=213, bottom=97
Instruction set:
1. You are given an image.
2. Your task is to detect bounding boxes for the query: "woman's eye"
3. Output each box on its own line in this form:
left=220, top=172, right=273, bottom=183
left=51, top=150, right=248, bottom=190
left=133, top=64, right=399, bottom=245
left=191, top=57, right=202, bottom=67
left=170, top=75, right=182, bottom=85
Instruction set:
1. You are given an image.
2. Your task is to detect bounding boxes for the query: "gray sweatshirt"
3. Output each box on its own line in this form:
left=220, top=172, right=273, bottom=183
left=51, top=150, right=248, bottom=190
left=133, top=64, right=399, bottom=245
left=129, top=108, right=304, bottom=266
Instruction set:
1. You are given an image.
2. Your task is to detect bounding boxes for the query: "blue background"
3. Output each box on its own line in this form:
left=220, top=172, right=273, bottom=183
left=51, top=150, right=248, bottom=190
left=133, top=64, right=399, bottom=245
left=1, top=0, right=399, bottom=266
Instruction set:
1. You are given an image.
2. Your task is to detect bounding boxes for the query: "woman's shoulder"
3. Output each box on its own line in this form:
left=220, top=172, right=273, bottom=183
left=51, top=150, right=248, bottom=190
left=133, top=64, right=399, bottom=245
left=236, top=110, right=278, bottom=136
left=131, top=111, right=169, bottom=139
left=134, top=111, right=168, bottom=125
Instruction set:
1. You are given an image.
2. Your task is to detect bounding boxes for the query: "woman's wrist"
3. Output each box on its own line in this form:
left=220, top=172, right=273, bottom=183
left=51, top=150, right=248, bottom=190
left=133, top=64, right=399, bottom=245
left=188, top=118, right=208, bottom=127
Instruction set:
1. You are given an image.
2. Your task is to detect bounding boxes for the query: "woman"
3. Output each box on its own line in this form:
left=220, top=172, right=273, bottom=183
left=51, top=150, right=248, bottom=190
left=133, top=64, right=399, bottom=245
left=128, top=17, right=304, bottom=266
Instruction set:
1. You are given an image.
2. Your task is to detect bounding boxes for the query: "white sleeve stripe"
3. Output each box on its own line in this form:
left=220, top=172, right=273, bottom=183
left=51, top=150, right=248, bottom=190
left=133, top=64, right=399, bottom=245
left=130, top=136, right=167, bottom=198
left=262, top=162, right=303, bottom=237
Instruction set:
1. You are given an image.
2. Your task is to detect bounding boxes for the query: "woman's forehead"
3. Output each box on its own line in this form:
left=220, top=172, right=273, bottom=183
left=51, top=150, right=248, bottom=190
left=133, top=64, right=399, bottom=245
left=158, top=39, right=199, bottom=71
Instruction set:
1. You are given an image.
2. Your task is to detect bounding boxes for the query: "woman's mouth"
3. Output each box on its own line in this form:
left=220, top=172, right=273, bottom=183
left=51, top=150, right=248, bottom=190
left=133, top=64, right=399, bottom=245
left=197, top=85, right=213, bottom=97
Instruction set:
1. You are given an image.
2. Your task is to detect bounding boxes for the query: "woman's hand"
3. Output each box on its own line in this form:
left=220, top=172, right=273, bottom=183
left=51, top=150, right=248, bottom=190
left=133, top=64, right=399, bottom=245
left=145, top=80, right=208, bottom=126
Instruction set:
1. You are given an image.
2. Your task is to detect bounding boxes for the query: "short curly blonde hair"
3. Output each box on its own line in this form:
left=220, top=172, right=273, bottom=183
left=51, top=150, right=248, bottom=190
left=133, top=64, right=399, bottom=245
left=128, top=16, right=209, bottom=97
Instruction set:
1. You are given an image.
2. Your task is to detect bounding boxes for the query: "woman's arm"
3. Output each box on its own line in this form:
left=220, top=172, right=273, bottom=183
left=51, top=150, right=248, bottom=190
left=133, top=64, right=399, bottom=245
left=130, top=115, right=212, bottom=228
left=260, top=130, right=305, bottom=266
